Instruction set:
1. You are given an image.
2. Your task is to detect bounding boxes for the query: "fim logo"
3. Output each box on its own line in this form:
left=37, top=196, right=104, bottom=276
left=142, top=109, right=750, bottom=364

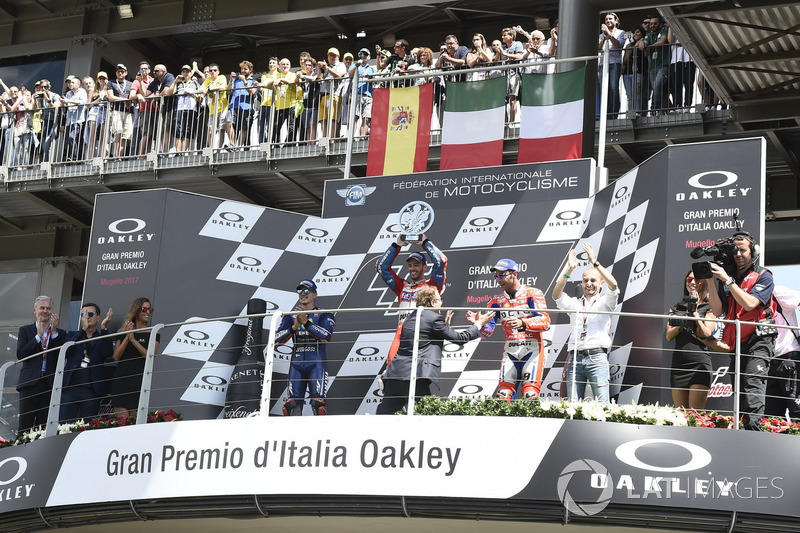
left=337, top=184, right=376, bottom=206
left=557, top=459, right=613, bottom=516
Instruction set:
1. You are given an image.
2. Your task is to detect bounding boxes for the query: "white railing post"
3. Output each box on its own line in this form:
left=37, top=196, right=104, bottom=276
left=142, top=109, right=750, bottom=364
left=46, top=341, right=75, bottom=437
left=406, top=306, right=424, bottom=416
left=733, top=319, right=742, bottom=430
left=136, top=323, right=165, bottom=424
left=261, top=311, right=284, bottom=417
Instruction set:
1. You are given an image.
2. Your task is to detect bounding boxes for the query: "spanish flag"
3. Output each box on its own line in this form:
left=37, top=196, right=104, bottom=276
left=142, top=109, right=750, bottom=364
left=366, top=83, right=433, bottom=176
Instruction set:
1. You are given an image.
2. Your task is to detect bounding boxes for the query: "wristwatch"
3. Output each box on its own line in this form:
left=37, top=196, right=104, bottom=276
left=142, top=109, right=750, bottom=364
left=725, top=277, right=735, bottom=286
left=593, top=261, right=600, bottom=267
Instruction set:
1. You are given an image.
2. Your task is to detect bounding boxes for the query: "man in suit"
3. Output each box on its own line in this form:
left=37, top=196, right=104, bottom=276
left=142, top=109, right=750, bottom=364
left=60, top=303, right=114, bottom=423
left=16, top=295, right=67, bottom=432
left=377, top=286, right=493, bottom=414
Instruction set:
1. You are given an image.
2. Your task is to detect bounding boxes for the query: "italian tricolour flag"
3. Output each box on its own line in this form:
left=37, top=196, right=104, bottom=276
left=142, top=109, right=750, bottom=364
left=366, top=83, right=433, bottom=176
left=518, top=67, right=586, bottom=164
left=440, top=76, right=506, bottom=171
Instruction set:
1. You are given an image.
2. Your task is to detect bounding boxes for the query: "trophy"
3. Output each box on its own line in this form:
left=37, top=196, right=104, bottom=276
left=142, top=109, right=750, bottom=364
left=397, top=201, right=435, bottom=242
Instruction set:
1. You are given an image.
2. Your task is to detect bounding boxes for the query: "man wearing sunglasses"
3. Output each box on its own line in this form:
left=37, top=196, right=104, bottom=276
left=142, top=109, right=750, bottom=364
left=61, top=303, right=115, bottom=423
left=552, top=243, right=619, bottom=403
left=481, top=258, right=550, bottom=402
left=275, top=279, right=336, bottom=416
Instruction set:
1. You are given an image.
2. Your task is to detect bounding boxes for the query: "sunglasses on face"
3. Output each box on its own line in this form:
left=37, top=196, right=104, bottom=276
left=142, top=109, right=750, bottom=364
left=494, top=271, right=512, bottom=280
left=141, top=306, right=154, bottom=313
left=297, top=288, right=312, bottom=295
left=80, top=311, right=97, bottom=318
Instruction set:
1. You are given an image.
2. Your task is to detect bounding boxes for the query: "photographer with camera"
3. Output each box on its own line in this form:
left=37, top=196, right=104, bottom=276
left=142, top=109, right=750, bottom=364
left=706, top=232, right=776, bottom=430
left=666, top=270, right=716, bottom=410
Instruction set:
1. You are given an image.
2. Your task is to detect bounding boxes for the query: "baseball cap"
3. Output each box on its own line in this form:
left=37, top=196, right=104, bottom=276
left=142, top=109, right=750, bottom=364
left=180, top=64, right=192, bottom=71
left=65, top=75, right=77, bottom=82
left=327, top=47, right=340, bottom=57
left=97, top=71, right=108, bottom=79
left=358, top=48, right=371, bottom=56
left=406, top=252, right=427, bottom=265
left=490, top=259, right=519, bottom=272
left=296, top=279, right=318, bottom=292
left=343, top=52, right=354, bottom=60
left=115, top=63, right=127, bottom=71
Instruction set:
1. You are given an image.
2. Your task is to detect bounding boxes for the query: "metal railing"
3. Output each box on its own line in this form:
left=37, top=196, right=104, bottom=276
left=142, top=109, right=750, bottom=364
left=0, top=51, right=721, bottom=184
left=1, top=305, right=796, bottom=440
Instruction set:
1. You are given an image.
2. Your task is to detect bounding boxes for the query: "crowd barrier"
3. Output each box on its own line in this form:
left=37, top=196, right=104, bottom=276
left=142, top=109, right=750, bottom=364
left=0, top=45, right=719, bottom=182
left=1, top=305, right=797, bottom=440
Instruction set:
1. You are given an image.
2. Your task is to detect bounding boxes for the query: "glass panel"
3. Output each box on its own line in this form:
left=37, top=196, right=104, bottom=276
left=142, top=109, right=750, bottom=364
left=0, top=271, right=39, bottom=324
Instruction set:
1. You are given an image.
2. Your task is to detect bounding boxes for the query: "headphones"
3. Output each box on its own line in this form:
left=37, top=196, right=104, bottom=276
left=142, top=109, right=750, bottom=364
left=732, top=231, right=760, bottom=262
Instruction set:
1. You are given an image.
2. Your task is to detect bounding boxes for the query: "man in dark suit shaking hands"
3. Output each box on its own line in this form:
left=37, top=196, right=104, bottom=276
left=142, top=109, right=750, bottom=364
left=377, top=286, right=493, bottom=414
left=16, top=295, right=67, bottom=432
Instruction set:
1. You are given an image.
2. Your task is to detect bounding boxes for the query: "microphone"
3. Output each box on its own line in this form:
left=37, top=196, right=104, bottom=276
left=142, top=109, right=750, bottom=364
left=689, top=247, right=705, bottom=259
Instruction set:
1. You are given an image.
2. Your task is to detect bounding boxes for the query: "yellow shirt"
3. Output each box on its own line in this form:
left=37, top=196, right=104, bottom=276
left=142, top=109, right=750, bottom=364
left=260, top=71, right=279, bottom=107
left=272, top=71, right=302, bottom=110
left=202, top=75, right=228, bottom=115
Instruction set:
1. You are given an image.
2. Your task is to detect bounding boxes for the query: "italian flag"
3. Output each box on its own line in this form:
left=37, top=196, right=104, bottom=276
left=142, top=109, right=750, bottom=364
left=518, top=67, right=586, bottom=164
left=366, top=83, right=433, bottom=176
left=440, top=76, right=506, bottom=171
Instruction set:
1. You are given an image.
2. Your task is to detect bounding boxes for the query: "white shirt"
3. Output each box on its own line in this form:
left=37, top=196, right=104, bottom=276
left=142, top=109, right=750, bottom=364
left=774, top=285, right=800, bottom=357
left=555, top=286, right=619, bottom=351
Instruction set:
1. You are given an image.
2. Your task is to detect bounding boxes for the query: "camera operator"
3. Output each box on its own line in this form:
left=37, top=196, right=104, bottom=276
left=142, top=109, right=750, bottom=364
left=706, top=232, right=776, bottom=430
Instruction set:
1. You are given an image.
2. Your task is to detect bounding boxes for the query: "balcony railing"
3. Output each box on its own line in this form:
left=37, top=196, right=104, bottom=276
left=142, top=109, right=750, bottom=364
left=0, top=44, right=720, bottom=185
left=1, top=304, right=796, bottom=440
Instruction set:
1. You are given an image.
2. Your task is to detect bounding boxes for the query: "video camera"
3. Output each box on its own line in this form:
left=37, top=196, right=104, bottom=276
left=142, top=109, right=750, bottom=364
left=689, top=236, right=739, bottom=279
left=668, top=296, right=698, bottom=334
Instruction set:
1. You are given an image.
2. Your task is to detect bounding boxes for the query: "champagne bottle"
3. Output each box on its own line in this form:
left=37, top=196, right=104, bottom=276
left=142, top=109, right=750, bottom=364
left=224, top=298, right=266, bottom=418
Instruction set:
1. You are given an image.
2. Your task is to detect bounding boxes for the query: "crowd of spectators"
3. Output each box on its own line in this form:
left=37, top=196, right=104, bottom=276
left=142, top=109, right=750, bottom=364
left=0, top=17, right=722, bottom=167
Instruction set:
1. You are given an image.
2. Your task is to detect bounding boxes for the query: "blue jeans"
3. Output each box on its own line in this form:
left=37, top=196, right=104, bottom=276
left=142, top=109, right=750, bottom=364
left=623, top=73, right=644, bottom=114
left=649, top=66, right=669, bottom=114
left=597, top=62, right=622, bottom=117
left=565, top=351, right=610, bottom=403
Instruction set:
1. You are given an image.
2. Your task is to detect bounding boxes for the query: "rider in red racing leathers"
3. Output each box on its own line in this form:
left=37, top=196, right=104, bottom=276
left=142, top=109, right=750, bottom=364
left=481, top=258, right=550, bottom=401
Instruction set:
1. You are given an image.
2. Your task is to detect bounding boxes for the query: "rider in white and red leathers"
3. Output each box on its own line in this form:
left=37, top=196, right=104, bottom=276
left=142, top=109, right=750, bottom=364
left=376, top=234, right=447, bottom=365
left=481, top=258, right=550, bottom=401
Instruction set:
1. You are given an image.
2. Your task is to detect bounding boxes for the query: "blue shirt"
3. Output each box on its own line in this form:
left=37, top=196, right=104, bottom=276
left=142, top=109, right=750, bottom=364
left=350, top=63, right=377, bottom=96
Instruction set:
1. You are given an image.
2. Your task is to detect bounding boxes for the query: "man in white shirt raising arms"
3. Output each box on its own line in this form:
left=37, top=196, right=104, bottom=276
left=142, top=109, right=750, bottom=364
left=552, top=243, right=619, bottom=403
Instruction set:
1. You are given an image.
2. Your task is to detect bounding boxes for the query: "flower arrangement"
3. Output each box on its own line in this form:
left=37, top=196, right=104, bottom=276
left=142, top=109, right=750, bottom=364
left=0, top=409, right=181, bottom=449
left=413, top=396, right=800, bottom=435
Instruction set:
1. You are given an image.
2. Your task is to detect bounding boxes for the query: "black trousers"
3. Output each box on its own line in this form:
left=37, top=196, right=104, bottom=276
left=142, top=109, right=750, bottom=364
left=765, top=351, right=800, bottom=421
left=376, top=378, right=432, bottom=415
left=733, top=335, right=773, bottom=431
left=17, top=379, right=52, bottom=433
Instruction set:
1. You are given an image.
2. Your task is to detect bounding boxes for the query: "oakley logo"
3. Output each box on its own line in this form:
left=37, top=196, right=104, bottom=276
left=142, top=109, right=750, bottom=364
left=615, top=439, right=712, bottom=472
left=687, top=171, right=738, bottom=189
left=108, top=218, right=146, bottom=234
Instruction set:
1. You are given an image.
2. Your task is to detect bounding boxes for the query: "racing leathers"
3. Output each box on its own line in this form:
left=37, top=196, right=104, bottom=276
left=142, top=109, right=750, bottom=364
left=376, top=239, right=447, bottom=364
left=275, top=308, right=335, bottom=415
left=481, top=285, right=550, bottom=400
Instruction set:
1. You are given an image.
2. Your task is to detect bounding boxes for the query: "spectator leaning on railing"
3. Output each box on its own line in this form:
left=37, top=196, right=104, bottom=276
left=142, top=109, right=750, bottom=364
left=200, top=63, right=227, bottom=149
left=349, top=48, right=377, bottom=137
left=106, top=64, right=134, bottom=158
